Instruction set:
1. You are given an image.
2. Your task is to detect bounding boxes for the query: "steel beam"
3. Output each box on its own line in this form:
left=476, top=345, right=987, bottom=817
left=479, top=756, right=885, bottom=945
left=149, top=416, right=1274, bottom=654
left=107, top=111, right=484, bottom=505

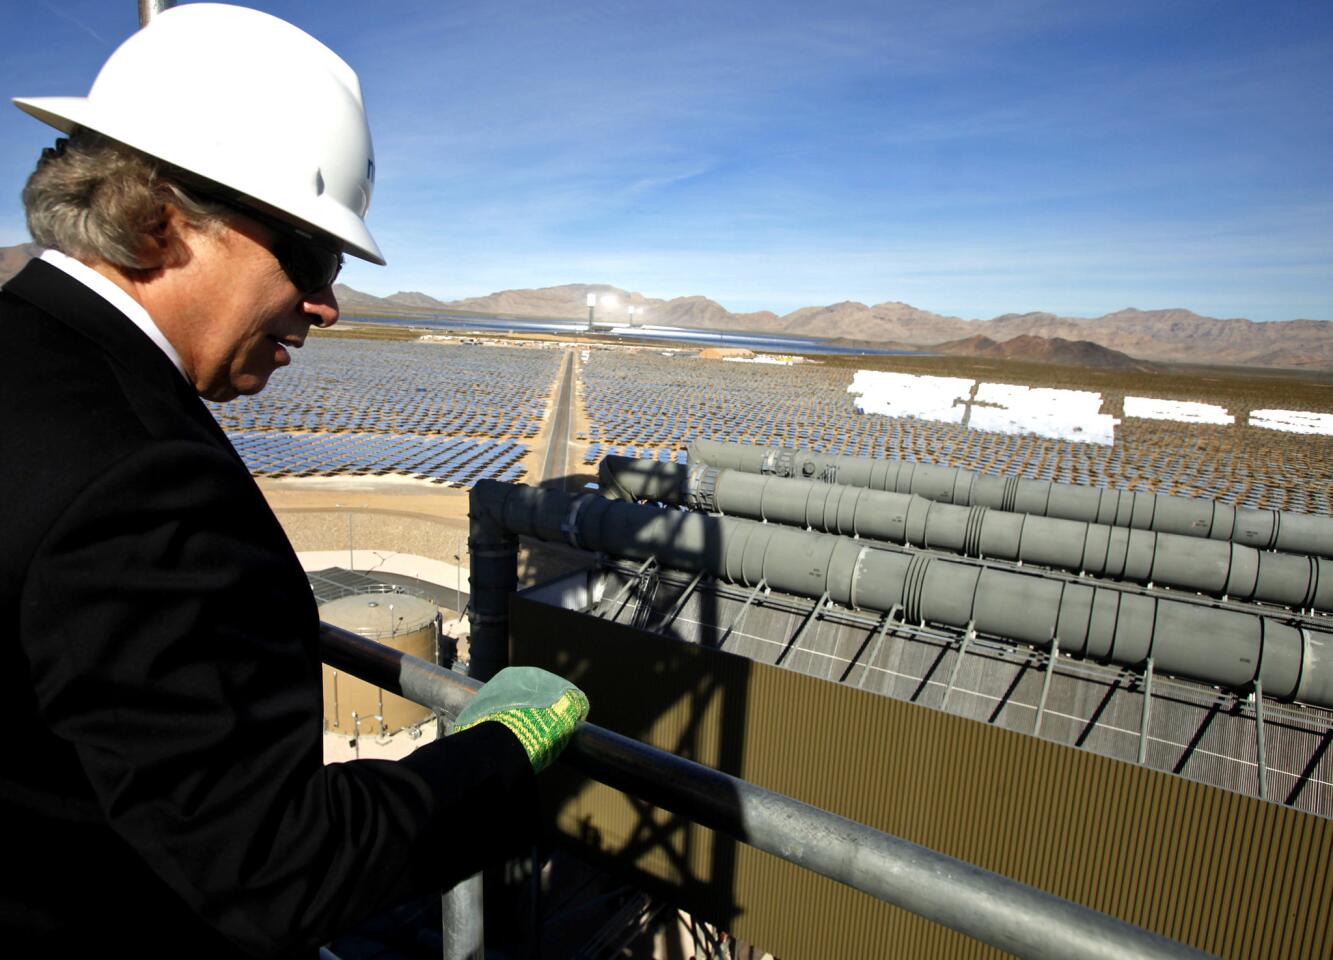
left=856, top=605, right=902, bottom=691
left=777, top=591, right=829, bottom=667
left=1254, top=678, right=1268, bottom=801
left=595, top=556, right=657, bottom=620
left=658, top=569, right=707, bottom=634
left=940, top=621, right=976, bottom=710
left=1034, top=638, right=1060, bottom=737
left=717, top=578, right=767, bottom=651
left=1138, top=658, right=1155, bottom=766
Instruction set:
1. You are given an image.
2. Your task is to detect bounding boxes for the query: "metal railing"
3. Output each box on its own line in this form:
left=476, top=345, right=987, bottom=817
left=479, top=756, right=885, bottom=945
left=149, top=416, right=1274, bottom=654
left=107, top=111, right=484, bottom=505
left=319, top=622, right=1213, bottom=960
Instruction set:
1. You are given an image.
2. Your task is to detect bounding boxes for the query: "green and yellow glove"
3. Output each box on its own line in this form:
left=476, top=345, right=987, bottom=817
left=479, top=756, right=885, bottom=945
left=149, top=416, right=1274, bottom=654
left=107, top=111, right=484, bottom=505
left=452, top=666, right=589, bottom=774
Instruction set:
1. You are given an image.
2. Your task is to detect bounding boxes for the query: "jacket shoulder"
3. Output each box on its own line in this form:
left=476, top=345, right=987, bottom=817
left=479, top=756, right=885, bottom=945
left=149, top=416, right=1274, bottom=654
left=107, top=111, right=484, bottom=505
left=1, top=285, right=157, bottom=475
left=0, top=281, right=229, bottom=591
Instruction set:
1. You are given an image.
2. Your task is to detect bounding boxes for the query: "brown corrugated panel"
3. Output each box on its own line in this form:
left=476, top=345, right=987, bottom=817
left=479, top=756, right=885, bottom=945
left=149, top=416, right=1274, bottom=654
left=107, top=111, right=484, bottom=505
left=513, top=597, right=1332, bottom=959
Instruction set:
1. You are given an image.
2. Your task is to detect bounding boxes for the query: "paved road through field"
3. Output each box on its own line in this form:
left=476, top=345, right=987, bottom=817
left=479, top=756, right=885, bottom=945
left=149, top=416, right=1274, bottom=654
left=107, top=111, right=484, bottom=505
left=540, top=349, right=575, bottom=490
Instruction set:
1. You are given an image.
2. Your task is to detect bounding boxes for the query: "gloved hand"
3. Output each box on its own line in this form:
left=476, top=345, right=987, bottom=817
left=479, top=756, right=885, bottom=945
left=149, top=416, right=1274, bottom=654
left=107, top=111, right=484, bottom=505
left=453, top=666, right=589, bottom=774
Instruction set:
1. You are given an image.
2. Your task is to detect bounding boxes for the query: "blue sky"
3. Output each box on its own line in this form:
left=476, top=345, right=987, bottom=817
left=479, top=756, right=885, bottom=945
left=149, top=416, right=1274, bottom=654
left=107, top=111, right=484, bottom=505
left=2, top=0, right=1331, bottom=321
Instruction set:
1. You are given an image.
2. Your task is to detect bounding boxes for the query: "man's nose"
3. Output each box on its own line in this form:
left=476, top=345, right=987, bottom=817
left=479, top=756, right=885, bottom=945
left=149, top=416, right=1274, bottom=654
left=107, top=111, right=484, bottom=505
left=303, top=287, right=339, bottom=328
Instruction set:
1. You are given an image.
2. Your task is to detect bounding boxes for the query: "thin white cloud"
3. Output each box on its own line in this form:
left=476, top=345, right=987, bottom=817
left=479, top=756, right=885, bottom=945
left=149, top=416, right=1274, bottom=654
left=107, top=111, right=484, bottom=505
left=38, top=0, right=108, bottom=45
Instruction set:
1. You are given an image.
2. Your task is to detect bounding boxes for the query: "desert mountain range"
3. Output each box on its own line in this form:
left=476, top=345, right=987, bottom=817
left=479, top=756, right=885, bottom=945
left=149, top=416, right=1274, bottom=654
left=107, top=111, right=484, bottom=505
left=2, top=244, right=1327, bottom=370
left=334, top=281, right=1331, bottom=371
left=0, top=242, right=41, bottom=282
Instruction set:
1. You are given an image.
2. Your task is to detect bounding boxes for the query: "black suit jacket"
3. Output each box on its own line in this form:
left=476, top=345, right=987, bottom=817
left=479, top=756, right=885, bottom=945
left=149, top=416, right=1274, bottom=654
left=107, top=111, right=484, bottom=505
left=0, top=260, right=535, bottom=958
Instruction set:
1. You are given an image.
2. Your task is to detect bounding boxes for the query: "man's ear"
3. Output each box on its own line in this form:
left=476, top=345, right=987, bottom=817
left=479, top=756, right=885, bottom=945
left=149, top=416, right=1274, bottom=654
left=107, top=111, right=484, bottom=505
left=140, top=202, right=192, bottom=271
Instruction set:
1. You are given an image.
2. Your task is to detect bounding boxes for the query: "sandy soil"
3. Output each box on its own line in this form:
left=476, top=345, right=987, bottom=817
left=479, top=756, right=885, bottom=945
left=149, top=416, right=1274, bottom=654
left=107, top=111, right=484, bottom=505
left=260, top=476, right=472, bottom=520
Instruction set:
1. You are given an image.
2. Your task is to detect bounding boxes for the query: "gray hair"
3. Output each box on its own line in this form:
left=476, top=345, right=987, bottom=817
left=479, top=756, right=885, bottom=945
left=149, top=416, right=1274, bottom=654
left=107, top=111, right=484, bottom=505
left=22, top=127, right=228, bottom=270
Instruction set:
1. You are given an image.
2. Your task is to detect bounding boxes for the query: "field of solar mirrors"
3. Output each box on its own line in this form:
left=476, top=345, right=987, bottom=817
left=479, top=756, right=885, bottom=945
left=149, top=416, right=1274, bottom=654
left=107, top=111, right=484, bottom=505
left=578, top=349, right=1333, bottom=514
left=206, top=338, right=562, bottom=486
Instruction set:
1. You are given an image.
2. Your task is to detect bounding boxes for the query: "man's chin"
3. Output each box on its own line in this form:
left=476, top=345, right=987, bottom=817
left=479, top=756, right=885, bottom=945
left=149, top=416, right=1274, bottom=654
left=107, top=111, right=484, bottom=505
left=198, top=374, right=272, bottom=403
left=238, top=375, right=272, bottom=396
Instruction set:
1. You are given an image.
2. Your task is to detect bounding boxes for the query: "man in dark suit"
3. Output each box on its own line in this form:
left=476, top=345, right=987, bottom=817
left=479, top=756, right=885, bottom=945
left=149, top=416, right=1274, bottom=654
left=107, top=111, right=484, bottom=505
left=1, top=5, right=584, bottom=956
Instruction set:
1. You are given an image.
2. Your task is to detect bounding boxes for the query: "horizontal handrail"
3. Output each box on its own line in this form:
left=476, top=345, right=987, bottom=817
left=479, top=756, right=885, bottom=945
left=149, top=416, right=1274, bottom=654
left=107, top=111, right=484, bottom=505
left=319, top=622, right=1212, bottom=960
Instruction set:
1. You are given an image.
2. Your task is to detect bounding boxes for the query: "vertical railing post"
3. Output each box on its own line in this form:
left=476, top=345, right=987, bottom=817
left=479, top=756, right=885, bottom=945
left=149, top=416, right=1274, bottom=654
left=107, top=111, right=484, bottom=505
left=441, top=875, right=485, bottom=960
left=138, top=0, right=175, bottom=28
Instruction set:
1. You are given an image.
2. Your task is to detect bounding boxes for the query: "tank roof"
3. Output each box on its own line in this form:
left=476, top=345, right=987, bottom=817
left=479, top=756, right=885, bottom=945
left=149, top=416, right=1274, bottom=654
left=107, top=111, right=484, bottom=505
left=319, top=592, right=438, bottom=637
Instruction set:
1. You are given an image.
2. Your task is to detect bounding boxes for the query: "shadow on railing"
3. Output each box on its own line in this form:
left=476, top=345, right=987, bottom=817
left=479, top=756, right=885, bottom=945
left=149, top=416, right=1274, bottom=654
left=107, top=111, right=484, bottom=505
left=319, top=622, right=1212, bottom=960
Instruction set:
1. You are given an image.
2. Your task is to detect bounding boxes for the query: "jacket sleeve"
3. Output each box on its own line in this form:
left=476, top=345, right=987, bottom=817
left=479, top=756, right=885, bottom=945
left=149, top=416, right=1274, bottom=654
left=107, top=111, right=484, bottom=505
left=19, top=438, right=537, bottom=957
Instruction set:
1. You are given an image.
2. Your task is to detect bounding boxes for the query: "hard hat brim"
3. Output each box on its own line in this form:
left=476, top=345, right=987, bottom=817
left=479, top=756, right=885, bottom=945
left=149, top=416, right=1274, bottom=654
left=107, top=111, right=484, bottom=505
left=13, top=96, right=83, bottom=135
left=13, top=94, right=387, bottom=266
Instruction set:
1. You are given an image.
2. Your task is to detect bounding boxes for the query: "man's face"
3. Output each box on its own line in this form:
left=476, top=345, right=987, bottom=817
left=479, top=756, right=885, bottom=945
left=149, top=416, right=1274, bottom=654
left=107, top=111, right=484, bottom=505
left=168, top=213, right=340, bottom=402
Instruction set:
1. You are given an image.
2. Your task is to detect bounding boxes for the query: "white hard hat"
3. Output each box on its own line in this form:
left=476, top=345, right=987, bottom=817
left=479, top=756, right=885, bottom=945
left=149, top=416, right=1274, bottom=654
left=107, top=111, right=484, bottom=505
left=13, top=3, right=384, bottom=264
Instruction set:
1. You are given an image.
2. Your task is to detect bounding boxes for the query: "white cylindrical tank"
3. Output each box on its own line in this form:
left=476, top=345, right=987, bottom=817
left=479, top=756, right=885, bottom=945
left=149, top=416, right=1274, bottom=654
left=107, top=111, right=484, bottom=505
left=320, top=592, right=439, bottom=736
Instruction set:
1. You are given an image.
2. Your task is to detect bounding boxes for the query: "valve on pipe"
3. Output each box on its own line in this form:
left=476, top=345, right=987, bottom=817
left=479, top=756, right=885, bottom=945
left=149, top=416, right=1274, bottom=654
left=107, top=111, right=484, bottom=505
left=597, top=455, right=1333, bottom=613
left=689, top=439, right=1333, bottom=561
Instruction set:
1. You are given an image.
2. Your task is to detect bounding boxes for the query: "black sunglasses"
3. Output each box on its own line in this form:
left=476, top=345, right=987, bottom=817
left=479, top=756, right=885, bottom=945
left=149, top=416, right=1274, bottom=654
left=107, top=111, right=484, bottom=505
left=202, top=193, right=344, bottom=294
left=266, top=230, right=344, bottom=296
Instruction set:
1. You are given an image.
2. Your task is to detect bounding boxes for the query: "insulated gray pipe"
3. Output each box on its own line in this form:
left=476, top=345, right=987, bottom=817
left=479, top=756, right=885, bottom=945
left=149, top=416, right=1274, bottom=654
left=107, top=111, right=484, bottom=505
left=474, top=481, right=1333, bottom=709
left=689, top=439, right=1333, bottom=560
left=598, top=456, right=1333, bottom=613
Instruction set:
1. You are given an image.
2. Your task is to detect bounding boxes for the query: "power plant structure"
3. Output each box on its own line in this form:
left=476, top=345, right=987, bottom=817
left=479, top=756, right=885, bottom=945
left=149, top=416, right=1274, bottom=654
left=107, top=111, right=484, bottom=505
left=460, top=438, right=1333, bottom=958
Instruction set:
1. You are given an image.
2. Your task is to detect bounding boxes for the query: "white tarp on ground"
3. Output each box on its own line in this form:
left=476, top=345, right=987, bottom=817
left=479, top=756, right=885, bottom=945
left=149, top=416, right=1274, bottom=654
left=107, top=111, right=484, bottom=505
left=847, top=370, right=971, bottom=423
left=1124, top=396, right=1234, bottom=425
left=971, top=383, right=1118, bottom=445
left=1249, top=409, right=1333, bottom=435
left=848, top=371, right=1118, bottom=445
